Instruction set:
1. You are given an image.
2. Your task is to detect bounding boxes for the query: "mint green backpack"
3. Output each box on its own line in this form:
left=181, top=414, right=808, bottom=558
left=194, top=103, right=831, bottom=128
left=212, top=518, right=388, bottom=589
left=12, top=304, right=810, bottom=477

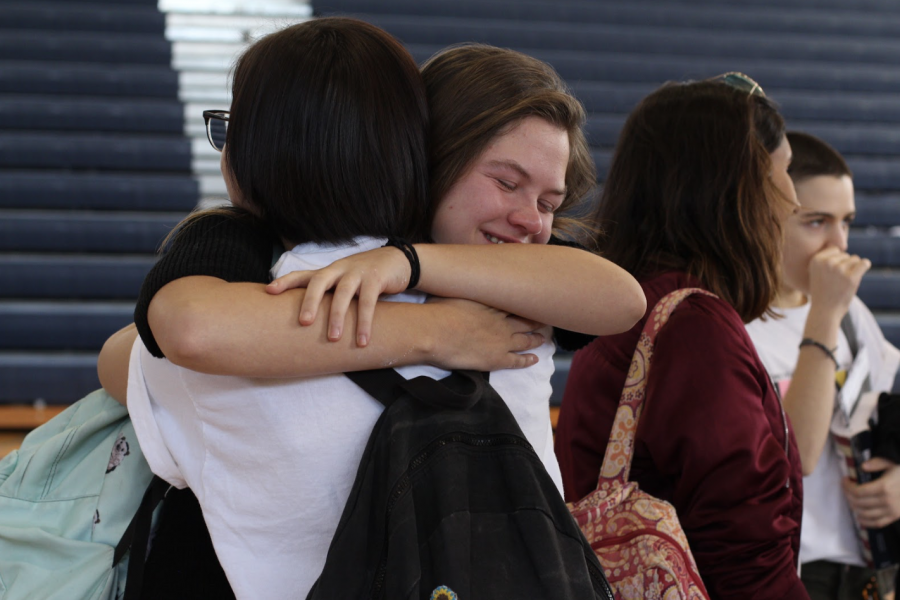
left=0, top=389, right=159, bottom=600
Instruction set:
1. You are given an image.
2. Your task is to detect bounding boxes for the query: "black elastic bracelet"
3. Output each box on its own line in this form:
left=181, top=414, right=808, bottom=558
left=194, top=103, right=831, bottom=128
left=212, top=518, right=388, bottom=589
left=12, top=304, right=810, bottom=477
left=799, top=338, right=839, bottom=368
left=383, top=237, right=420, bottom=290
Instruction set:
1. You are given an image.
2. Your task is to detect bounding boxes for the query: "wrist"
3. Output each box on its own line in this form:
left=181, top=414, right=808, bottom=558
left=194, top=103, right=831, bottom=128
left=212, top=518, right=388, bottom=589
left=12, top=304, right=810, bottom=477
left=803, top=304, right=842, bottom=348
left=413, top=303, right=441, bottom=364
left=799, top=337, right=839, bottom=368
left=383, top=238, right=420, bottom=289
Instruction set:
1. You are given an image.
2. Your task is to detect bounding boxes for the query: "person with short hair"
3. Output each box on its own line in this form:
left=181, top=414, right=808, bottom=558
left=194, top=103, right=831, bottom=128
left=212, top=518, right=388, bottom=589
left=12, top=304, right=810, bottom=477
left=745, top=130, right=900, bottom=600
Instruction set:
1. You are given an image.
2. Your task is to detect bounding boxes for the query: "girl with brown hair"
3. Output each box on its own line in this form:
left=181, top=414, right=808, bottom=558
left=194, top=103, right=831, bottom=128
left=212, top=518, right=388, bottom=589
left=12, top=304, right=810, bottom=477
left=97, top=34, right=643, bottom=597
left=554, top=76, right=809, bottom=599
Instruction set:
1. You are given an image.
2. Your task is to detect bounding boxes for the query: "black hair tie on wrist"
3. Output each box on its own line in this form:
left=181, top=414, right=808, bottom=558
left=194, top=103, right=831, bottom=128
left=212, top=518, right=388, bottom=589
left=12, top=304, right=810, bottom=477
left=383, top=238, right=420, bottom=290
left=799, top=337, right=839, bottom=369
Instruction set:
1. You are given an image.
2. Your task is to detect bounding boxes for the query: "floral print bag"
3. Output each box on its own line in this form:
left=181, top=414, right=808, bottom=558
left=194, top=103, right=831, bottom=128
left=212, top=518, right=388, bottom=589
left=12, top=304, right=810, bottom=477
left=568, top=288, right=712, bottom=600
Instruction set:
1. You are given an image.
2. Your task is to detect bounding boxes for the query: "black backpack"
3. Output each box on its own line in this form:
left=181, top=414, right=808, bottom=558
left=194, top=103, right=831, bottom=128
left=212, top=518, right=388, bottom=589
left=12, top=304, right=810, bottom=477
left=307, top=368, right=614, bottom=600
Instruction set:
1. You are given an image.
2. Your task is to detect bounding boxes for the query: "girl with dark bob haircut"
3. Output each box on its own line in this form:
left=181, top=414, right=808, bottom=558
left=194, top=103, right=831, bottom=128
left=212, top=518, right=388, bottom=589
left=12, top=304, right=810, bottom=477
left=555, top=77, right=812, bottom=599
left=97, top=22, right=645, bottom=597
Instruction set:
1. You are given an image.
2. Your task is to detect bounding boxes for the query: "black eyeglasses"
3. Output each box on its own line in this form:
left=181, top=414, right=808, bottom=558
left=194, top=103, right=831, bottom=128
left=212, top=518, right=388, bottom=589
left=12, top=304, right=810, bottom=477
left=203, top=110, right=229, bottom=152
left=709, top=72, right=766, bottom=98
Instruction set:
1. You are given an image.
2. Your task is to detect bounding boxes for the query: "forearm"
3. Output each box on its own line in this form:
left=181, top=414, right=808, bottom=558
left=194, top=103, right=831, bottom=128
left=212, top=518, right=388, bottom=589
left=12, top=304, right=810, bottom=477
left=98, top=323, right=138, bottom=405
left=148, top=277, right=442, bottom=377
left=413, top=243, right=645, bottom=335
left=782, top=304, right=841, bottom=474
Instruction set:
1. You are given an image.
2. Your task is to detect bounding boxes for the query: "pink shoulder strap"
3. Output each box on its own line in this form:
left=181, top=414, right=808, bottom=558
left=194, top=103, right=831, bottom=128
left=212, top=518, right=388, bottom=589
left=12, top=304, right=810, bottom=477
left=596, top=287, right=717, bottom=490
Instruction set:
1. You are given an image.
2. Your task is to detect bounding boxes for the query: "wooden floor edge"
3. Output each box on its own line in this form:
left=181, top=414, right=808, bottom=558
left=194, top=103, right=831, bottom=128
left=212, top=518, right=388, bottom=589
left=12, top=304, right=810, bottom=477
left=0, top=405, right=67, bottom=429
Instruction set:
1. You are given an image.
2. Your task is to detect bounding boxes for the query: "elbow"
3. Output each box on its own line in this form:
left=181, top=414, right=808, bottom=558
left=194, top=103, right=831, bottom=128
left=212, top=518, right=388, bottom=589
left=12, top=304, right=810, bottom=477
left=799, top=449, right=818, bottom=477
left=625, top=283, right=648, bottom=329
left=149, top=296, right=216, bottom=369
left=602, top=280, right=646, bottom=335
left=798, top=443, right=822, bottom=477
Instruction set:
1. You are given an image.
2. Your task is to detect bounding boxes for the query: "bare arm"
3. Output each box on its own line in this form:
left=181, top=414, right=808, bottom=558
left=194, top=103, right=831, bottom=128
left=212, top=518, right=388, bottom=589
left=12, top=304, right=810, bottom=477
left=780, top=247, right=870, bottom=474
left=98, top=323, right=138, bottom=405
left=270, top=243, right=646, bottom=343
left=140, top=276, right=543, bottom=377
left=414, top=244, right=645, bottom=335
left=784, top=303, right=842, bottom=475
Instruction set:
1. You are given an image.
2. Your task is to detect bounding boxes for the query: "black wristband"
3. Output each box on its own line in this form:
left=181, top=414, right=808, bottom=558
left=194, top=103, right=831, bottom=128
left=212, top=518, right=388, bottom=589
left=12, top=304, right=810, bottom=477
left=383, top=238, right=420, bottom=290
left=799, top=337, right=839, bottom=368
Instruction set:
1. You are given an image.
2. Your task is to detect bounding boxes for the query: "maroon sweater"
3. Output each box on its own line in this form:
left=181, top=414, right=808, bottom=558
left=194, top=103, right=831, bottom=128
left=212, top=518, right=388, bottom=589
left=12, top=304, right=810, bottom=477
left=555, top=271, right=808, bottom=600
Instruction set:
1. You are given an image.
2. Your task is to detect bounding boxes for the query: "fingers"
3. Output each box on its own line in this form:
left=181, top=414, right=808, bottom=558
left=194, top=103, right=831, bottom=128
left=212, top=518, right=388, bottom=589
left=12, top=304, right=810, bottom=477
left=512, top=331, right=545, bottom=353
left=327, top=276, right=362, bottom=341
left=355, top=280, right=381, bottom=347
left=500, top=353, right=539, bottom=370
left=267, top=271, right=312, bottom=295
left=505, top=315, right=544, bottom=334
left=297, top=275, right=332, bottom=326
left=862, top=457, right=896, bottom=472
left=852, top=498, right=899, bottom=529
left=844, top=475, right=900, bottom=528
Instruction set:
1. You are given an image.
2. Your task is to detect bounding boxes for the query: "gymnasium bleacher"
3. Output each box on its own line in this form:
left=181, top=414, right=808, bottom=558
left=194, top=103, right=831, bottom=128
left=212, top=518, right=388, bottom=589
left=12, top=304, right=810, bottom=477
left=2, top=0, right=900, bottom=433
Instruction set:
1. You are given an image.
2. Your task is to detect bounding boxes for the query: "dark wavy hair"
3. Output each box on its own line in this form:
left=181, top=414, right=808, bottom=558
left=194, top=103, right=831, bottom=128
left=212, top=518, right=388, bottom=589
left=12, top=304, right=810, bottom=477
left=593, top=79, right=789, bottom=322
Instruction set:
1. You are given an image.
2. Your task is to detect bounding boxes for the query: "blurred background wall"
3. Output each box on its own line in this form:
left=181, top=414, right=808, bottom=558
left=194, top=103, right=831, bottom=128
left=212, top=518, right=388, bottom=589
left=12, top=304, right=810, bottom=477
left=2, top=0, right=900, bottom=444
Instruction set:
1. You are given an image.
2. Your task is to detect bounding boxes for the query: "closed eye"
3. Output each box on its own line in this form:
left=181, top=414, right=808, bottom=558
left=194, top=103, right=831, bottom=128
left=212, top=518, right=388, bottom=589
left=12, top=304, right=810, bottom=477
left=496, top=178, right=516, bottom=191
left=539, top=200, right=557, bottom=214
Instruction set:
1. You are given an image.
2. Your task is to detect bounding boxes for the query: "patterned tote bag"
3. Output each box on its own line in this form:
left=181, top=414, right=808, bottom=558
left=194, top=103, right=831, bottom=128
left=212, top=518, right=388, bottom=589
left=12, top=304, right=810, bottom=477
left=568, top=288, right=712, bottom=600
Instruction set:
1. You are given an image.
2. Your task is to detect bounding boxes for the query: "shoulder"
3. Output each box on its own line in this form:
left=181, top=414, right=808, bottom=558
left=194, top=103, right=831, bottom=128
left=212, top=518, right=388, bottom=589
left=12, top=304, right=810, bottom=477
left=168, top=207, right=273, bottom=248
left=651, top=291, right=764, bottom=378
left=661, top=291, right=748, bottom=342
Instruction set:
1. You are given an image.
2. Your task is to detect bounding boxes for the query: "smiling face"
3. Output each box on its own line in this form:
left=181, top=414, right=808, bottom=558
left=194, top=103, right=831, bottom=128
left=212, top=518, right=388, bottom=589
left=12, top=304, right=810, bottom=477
left=780, top=174, right=856, bottom=301
left=429, top=116, right=569, bottom=246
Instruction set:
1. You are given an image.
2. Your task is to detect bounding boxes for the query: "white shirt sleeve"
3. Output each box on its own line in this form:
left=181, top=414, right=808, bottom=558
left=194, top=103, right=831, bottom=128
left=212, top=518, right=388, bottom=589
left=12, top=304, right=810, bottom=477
left=126, top=338, right=189, bottom=489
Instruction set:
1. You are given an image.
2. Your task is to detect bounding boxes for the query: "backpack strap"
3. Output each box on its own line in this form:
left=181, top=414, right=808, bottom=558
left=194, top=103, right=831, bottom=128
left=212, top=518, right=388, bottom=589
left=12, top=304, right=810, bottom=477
left=597, top=288, right=717, bottom=489
left=841, top=312, right=858, bottom=360
left=117, top=475, right=172, bottom=600
left=346, top=369, right=408, bottom=407
left=347, top=369, right=487, bottom=410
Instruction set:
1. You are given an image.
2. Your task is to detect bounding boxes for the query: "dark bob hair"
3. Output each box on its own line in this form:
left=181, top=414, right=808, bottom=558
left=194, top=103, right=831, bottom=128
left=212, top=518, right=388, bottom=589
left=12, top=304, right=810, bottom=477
left=224, top=17, right=431, bottom=245
left=593, top=79, right=789, bottom=322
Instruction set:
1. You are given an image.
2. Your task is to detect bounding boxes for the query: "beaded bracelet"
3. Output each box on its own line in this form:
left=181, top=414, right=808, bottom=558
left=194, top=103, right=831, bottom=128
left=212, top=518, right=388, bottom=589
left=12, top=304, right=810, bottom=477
left=383, top=238, right=420, bottom=290
left=799, top=338, right=839, bottom=368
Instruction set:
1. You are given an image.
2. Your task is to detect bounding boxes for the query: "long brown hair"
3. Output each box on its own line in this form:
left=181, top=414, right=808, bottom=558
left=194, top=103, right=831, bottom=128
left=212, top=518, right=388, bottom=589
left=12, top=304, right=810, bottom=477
left=421, top=44, right=596, bottom=243
left=594, top=80, right=788, bottom=322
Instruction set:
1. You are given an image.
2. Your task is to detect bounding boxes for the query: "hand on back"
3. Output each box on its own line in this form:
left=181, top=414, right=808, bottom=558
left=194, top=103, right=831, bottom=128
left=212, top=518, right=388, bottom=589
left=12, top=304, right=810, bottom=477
left=424, top=297, right=546, bottom=371
left=266, top=246, right=412, bottom=346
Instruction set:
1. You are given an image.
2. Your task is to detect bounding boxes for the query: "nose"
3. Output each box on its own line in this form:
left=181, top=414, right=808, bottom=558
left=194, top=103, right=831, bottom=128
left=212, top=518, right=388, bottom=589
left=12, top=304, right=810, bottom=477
left=829, top=223, right=849, bottom=252
left=507, top=203, right=543, bottom=237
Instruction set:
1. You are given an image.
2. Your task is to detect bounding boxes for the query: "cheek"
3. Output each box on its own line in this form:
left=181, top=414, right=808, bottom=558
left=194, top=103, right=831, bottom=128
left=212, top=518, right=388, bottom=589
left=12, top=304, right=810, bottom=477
left=781, top=234, right=817, bottom=283
left=430, top=195, right=475, bottom=244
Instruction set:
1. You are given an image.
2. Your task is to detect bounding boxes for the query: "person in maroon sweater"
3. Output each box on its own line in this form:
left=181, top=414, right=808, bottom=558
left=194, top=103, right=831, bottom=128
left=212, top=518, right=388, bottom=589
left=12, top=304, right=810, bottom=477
left=555, top=75, right=810, bottom=599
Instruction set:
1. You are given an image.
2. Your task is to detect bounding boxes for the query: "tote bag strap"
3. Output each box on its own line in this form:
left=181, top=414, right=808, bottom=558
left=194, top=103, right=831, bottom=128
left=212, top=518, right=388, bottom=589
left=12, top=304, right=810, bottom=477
left=596, top=288, right=717, bottom=489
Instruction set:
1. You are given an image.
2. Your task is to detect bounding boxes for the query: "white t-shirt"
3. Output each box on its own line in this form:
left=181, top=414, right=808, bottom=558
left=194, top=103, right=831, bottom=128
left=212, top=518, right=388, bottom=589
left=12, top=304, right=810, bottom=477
left=745, top=297, right=900, bottom=566
left=127, top=236, right=562, bottom=600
